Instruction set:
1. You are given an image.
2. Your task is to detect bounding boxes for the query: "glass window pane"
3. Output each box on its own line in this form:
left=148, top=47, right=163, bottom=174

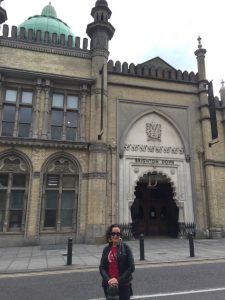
left=51, top=110, right=63, bottom=126
left=44, top=210, right=56, bottom=227
left=13, top=174, right=26, bottom=187
left=61, top=191, right=74, bottom=209
left=11, top=191, right=24, bottom=209
left=3, top=105, right=16, bottom=121
left=61, top=210, right=73, bottom=227
left=0, top=192, right=6, bottom=209
left=5, top=89, right=17, bottom=102
left=62, top=176, right=75, bottom=188
left=45, top=191, right=58, bottom=208
left=47, top=175, right=59, bottom=187
left=0, top=211, right=4, bottom=231
left=66, top=128, right=76, bottom=141
left=52, top=94, right=64, bottom=107
left=18, top=124, right=30, bottom=137
left=66, top=112, right=78, bottom=127
left=51, top=126, right=62, bottom=140
left=2, top=122, right=14, bottom=136
left=67, top=96, right=78, bottom=109
left=0, top=175, right=8, bottom=187
left=21, top=91, right=33, bottom=104
left=19, top=107, right=32, bottom=123
left=9, top=211, right=22, bottom=228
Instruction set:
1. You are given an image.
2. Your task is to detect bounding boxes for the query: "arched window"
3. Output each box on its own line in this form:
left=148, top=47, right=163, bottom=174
left=0, top=154, right=29, bottom=232
left=41, top=157, right=79, bottom=231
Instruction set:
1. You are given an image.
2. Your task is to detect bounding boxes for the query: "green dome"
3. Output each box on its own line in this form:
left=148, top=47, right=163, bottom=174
left=19, top=2, right=74, bottom=40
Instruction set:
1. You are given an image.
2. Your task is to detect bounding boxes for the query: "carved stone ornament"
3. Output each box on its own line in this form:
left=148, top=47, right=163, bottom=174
left=124, top=144, right=184, bottom=155
left=47, top=158, right=77, bottom=174
left=0, top=155, right=27, bottom=172
left=146, top=122, right=162, bottom=142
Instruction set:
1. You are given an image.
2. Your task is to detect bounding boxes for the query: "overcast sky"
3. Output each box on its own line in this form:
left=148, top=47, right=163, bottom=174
left=2, top=0, right=224, bottom=96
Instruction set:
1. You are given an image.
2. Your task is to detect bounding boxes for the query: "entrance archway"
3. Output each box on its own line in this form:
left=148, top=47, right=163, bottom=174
left=131, top=172, right=179, bottom=238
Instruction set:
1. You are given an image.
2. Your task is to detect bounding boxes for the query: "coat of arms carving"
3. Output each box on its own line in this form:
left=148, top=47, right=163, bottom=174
left=146, top=122, right=162, bottom=142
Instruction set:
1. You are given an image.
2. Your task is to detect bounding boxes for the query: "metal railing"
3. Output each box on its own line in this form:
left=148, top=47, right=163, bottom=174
left=119, top=223, right=134, bottom=241
left=178, top=222, right=196, bottom=237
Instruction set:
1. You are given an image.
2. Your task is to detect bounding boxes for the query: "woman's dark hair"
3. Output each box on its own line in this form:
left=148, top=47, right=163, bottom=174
left=105, top=224, right=122, bottom=243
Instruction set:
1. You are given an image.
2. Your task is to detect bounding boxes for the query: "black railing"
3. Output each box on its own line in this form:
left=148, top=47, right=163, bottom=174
left=119, top=222, right=196, bottom=240
left=119, top=223, right=134, bottom=241
left=178, top=222, right=196, bottom=237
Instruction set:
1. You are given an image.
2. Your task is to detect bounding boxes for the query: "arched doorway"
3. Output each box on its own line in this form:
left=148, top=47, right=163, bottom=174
left=131, top=172, right=179, bottom=238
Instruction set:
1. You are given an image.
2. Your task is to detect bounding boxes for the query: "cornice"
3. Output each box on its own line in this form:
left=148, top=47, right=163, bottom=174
left=0, top=66, right=95, bottom=85
left=89, top=142, right=109, bottom=152
left=0, top=137, right=89, bottom=150
left=204, top=160, right=225, bottom=167
left=82, top=172, right=107, bottom=179
left=0, top=38, right=91, bottom=59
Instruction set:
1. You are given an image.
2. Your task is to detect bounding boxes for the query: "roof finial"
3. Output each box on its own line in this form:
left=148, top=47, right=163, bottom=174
left=197, top=36, right=202, bottom=49
left=221, top=79, right=225, bottom=90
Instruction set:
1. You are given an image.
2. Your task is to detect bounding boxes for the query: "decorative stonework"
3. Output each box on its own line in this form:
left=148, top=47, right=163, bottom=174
left=135, top=158, right=175, bottom=166
left=0, top=155, right=27, bottom=172
left=47, top=158, right=77, bottom=174
left=89, top=143, right=109, bottom=153
left=124, top=144, right=184, bottom=154
left=0, top=137, right=89, bottom=150
left=82, top=172, right=106, bottom=179
left=146, top=122, right=162, bottom=142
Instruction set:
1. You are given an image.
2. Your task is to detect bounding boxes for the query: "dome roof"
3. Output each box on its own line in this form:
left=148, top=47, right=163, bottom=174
left=18, top=2, right=74, bottom=40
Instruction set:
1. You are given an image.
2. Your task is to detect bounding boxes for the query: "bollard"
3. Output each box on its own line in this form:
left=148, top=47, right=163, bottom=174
left=67, top=237, right=73, bottom=265
left=188, top=233, right=195, bottom=257
left=139, top=233, right=145, bottom=261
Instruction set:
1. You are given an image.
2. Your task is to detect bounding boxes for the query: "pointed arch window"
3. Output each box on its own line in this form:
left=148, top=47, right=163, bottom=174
left=0, top=155, right=29, bottom=232
left=42, top=157, right=79, bottom=231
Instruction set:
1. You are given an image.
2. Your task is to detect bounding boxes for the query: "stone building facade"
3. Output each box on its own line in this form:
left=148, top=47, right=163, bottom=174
left=0, top=0, right=225, bottom=246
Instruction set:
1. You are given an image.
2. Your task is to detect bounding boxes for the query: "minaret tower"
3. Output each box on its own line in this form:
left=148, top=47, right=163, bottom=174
left=86, top=0, right=115, bottom=141
left=0, top=0, right=7, bottom=24
left=220, top=80, right=225, bottom=122
left=195, top=37, right=222, bottom=238
left=85, top=0, right=115, bottom=243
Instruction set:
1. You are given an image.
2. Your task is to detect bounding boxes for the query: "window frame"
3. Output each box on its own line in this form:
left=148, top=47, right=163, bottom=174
left=1, top=87, right=34, bottom=138
left=42, top=171, right=78, bottom=232
left=50, top=92, right=79, bottom=141
left=0, top=172, right=28, bottom=233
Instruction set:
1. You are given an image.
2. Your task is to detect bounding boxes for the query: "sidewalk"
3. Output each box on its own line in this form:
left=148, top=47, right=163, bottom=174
left=0, top=238, right=225, bottom=274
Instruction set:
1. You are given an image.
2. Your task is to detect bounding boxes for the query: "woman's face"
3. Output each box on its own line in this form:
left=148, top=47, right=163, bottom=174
left=111, top=226, right=121, bottom=244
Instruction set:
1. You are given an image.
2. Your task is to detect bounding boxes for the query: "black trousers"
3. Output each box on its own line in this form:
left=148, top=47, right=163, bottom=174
left=103, top=284, right=132, bottom=300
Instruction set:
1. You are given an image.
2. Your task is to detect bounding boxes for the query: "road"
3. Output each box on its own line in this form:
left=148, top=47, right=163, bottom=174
left=1, top=261, right=225, bottom=299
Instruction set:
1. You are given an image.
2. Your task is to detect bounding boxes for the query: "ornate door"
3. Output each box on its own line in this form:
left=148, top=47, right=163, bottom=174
left=131, top=173, right=179, bottom=237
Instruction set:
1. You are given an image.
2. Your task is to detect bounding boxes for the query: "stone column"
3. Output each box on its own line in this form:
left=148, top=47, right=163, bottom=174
left=32, top=78, right=42, bottom=138
left=13, top=88, right=20, bottom=137
left=220, top=81, right=225, bottom=122
left=24, top=173, right=40, bottom=245
left=79, top=84, right=88, bottom=142
left=85, top=143, right=108, bottom=243
left=41, top=80, right=50, bottom=139
left=195, top=37, right=222, bottom=238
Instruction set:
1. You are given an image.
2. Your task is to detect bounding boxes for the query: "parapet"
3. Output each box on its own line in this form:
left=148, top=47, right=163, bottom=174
left=1, top=24, right=89, bottom=53
left=108, top=60, right=198, bottom=83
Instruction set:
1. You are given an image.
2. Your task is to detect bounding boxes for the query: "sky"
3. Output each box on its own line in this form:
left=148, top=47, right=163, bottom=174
left=1, top=0, right=224, bottom=96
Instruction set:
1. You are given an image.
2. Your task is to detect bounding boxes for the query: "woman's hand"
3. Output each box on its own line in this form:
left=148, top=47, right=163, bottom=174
left=108, top=277, right=118, bottom=286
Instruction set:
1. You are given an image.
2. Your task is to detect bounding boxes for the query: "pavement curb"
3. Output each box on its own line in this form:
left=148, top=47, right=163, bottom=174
left=1, top=256, right=225, bottom=275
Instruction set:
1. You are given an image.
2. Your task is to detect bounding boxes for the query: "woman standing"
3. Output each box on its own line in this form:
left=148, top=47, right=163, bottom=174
left=99, top=224, right=135, bottom=300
